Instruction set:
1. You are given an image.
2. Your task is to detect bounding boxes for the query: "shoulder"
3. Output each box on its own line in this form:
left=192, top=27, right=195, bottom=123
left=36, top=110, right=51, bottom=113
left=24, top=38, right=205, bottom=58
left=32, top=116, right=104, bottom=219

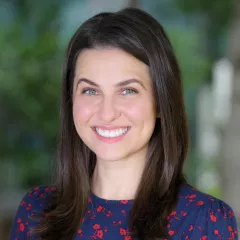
left=20, top=185, right=56, bottom=210
left=17, top=185, right=56, bottom=218
left=167, top=184, right=238, bottom=239
left=9, top=185, right=56, bottom=240
left=178, top=184, right=236, bottom=217
left=177, top=183, right=231, bottom=210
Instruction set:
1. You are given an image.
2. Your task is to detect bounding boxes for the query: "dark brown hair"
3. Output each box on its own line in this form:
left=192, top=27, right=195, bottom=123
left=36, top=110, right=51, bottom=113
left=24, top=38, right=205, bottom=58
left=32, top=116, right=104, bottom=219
left=32, top=7, right=189, bottom=240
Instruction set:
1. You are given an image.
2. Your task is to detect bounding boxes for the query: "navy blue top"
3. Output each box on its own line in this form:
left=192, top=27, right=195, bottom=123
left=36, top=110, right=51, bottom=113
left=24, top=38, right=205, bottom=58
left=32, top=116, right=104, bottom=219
left=10, top=184, right=238, bottom=239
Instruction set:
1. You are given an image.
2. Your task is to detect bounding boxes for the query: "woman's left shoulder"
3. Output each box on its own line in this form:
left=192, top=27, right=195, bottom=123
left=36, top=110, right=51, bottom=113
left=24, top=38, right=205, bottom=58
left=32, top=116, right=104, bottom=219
left=177, top=183, right=236, bottom=213
left=167, top=184, right=239, bottom=239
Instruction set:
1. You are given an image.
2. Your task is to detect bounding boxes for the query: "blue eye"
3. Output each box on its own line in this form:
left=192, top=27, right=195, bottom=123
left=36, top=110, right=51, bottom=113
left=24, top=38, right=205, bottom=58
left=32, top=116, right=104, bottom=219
left=122, top=89, right=137, bottom=95
left=82, top=89, right=98, bottom=95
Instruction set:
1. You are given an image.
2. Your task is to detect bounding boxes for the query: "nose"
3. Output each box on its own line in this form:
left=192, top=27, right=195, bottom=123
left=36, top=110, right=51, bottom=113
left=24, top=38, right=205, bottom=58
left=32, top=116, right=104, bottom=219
left=98, top=96, right=120, bottom=122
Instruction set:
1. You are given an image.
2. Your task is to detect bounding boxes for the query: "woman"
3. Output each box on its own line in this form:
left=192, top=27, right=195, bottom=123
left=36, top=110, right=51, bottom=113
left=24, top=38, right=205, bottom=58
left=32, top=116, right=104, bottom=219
left=10, top=7, right=238, bottom=240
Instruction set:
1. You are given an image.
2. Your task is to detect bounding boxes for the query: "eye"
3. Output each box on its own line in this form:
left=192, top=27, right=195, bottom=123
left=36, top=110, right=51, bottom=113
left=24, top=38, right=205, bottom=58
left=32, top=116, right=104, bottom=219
left=82, top=88, right=98, bottom=95
left=121, top=88, right=138, bottom=95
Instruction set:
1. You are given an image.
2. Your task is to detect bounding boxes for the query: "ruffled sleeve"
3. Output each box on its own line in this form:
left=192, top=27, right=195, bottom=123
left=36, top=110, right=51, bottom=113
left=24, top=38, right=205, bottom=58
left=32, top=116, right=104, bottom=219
left=9, top=186, right=55, bottom=240
left=192, top=198, right=238, bottom=239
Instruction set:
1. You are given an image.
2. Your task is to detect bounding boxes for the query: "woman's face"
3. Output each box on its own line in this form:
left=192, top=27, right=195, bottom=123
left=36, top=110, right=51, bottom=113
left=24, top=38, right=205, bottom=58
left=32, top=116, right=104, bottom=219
left=72, top=47, right=157, bottom=162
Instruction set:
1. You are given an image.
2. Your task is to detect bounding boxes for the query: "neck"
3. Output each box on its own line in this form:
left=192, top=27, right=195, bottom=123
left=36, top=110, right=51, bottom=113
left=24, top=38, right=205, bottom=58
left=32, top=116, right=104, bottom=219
left=91, top=148, right=147, bottom=200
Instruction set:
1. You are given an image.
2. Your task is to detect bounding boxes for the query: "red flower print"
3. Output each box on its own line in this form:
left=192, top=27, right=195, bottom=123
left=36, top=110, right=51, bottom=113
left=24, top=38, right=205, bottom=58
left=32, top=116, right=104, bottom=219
left=121, top=210, right=127, bottom=216
left=113, top=221, right=122, bottom=226
left=198, top=226, right=203, bottom=231
left=26, top=204, right=32, bottom=211
left=97, top=205, right=104, bottom=212
left=9, top=184, right=238, bottom=240
left=97, top=230, right=103, bottom=239
left=196, top=201, right=204, bottom=206
left=189, top=225, right=193, bottom=231
left=180, top=211, right=187, bottom=216
left=210, top=214, right=217, bottom=222
left=170, top=211, right=176, bottom=216
left=229, top=210, right=235, bottom=218
left=120, top=228, right=127, bottom=236
left=93, top=224, right=100, bottom=230
left=188, top=194, right=196, bottom=199
left=209, top=196, right=215, bottom=201
left=168, top=211, right=180, bottom=220
left=78, top=229, right=83, bottom=237
left=106, top=210, right=113, bottom=217
left=39, top=193, right=44, bottom=198
left=19, top=223, right=25, bottom=232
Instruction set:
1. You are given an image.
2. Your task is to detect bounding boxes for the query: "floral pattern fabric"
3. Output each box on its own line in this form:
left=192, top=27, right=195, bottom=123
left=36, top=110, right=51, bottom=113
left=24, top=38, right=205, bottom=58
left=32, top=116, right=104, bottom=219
left=10, top=184, right=238, bottom=239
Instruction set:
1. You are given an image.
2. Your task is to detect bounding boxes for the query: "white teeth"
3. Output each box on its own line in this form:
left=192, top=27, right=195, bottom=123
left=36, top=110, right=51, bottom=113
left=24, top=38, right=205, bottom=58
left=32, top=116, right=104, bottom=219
left=110, top=131, right=115, bottom=137
left=95, top=127, right=129, bottom=138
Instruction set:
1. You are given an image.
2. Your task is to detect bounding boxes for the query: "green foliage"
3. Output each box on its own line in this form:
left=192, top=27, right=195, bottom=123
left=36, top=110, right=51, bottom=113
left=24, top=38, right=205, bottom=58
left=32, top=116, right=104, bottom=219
left=175, top=0, right=233, bottom=27
left=174, top=0, right=234, bottom=83
left=166, top=27, right=210, bottom=87
left=0, top=0, right=64, bottom=188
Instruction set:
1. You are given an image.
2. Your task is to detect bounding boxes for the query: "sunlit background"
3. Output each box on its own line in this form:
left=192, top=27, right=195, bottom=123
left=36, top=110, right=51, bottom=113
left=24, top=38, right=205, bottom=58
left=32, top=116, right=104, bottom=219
left=1, top=0, right=240, bottom=238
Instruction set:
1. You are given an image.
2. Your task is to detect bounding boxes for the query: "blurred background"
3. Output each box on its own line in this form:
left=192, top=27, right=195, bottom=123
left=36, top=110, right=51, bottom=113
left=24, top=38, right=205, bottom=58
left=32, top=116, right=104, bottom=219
left=0, top=0, right=239, bottom=238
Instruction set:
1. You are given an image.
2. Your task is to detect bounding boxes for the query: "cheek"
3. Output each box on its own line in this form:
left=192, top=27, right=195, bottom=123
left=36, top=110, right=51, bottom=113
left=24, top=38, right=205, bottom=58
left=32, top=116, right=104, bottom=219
left=123, top=99, right=155, bottom=121
left=73, top=98, right=93, bottom=124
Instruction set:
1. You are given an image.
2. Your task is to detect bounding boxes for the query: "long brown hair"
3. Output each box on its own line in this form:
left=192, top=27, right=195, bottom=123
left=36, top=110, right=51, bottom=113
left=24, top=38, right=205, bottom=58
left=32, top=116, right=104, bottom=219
left=32, top=7, right=189, bottom=240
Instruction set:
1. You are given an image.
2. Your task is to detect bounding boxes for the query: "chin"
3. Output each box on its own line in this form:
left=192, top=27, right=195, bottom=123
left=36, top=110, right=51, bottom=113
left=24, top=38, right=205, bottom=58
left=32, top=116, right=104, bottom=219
left=96, top=154, right=125, bottom=162
left=93, top=148, right=128, bottom=162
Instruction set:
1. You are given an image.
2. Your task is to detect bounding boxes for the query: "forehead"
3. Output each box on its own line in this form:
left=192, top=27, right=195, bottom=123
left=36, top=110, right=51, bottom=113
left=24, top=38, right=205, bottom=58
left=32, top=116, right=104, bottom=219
left=74, top=48, right=150, bottom=83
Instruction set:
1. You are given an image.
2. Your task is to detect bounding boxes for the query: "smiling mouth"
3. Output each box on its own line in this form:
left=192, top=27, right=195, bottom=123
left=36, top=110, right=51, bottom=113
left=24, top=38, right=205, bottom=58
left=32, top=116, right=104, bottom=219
left=92, top=127, right=131, bottom=138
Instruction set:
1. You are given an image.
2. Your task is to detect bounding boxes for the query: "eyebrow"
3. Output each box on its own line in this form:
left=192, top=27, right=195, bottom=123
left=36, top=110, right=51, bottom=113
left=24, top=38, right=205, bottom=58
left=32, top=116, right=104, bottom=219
left=76, top=78, right=146, bottom=89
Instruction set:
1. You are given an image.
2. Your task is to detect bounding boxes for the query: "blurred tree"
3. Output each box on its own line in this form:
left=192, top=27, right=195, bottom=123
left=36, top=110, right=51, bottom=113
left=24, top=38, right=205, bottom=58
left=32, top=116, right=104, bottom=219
left=127, top=0, right=138, bottom=7
left=174, top=0, right=233, bottom=82
left=220, top=0, right=240, bottom=223
left=174, top=0, right=240, bottom=222
left=0, top=0, right=65, bottom=188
